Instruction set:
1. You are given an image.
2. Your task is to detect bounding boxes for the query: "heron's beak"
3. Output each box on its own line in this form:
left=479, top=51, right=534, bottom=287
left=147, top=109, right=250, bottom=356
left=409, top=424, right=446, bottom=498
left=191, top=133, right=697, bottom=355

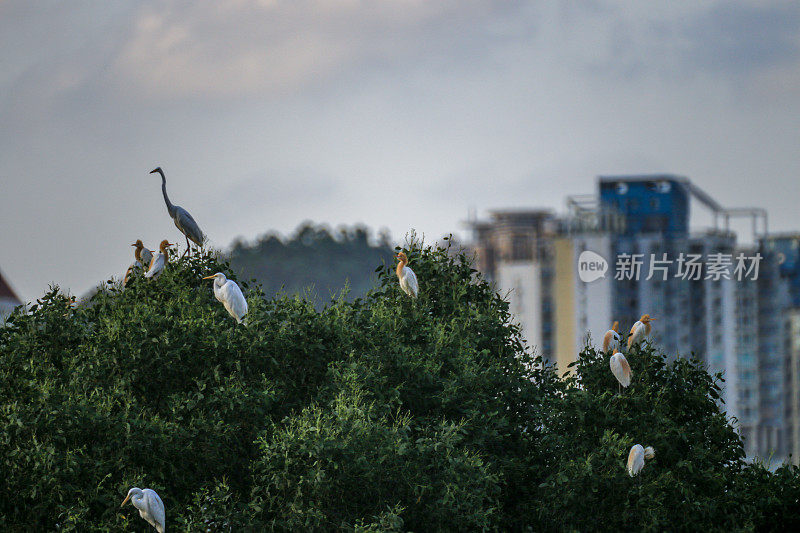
left=131, top=243, right=137, bottom=247
left=121, top=494, right=131, bottom=507
left=149, top=168, right=158, bottom=174
left=202, top=275, right=215, bottom=280
left=650, top=317, right=658, bottom=321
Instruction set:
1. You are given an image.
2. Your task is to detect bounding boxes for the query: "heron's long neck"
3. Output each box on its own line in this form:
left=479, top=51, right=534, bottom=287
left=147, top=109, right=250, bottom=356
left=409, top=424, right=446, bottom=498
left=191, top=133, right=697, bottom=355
left=396, top=259, right=407, bottom=278
left=159, top=171, right=176, bottom=216
left=132, top=493, right=144, bottom=509
left=134, top=247, right=141, bottom=261
left=645, top=322, right=651, bottom=335
left=161, top=245, right=170, bottom=261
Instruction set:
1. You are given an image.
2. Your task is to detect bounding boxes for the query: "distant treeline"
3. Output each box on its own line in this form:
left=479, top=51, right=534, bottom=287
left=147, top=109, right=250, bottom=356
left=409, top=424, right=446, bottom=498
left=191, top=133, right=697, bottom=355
left=228, top=221, right=395, bottom=302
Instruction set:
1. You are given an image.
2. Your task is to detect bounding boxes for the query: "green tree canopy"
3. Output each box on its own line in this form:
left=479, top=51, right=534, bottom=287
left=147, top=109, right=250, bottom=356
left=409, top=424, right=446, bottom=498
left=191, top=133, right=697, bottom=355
left=0, top=242, right=797, bottom=531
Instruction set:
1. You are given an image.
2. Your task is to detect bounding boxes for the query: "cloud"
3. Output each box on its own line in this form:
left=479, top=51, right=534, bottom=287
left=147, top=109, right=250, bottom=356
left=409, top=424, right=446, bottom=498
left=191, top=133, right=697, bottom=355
left=110, top=0, right=528, bottom=99
left=690, top=3, right=800, bottom=70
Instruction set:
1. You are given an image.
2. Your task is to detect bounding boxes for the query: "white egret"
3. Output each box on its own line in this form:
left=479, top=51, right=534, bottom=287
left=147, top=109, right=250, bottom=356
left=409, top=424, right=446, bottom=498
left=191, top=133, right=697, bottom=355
left=627, top=444, right=655, bottom=477
left=203, top=272, right=248, bottom=324
left=145, top=240, right=174, bottom=280
left=395, top=252, right=419, bottom=298
left=121, top=487, right=165, bottom=532
left=602, top=321, right=621, bottom=353
left=149, top=167, right=205, bottom=257
left=627, top=314, right=656, bottom=349
left=609, top=349, right=632, bottom=392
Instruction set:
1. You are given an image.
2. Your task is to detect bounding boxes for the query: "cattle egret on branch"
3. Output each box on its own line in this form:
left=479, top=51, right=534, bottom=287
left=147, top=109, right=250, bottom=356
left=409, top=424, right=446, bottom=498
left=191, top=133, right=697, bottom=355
left=135, top=239, right=154, bottom=268
left=610, top=349, right=632, bottom=392
left=145, top=240, right=173, bottom=279
left=121, top=487, right=165, bottom=533
left=628, top=314, right=656, bottom=349
left=149, top=167, right=205, bottom=257
left=124, top=240, right=153, bottom=285
left=602, top=321, right=621, bottom=353
left=395, top=252, right=419, bottom=298
left=203, top=272, right=248, bottom=324
left=627, top=444, right=655, bottom=477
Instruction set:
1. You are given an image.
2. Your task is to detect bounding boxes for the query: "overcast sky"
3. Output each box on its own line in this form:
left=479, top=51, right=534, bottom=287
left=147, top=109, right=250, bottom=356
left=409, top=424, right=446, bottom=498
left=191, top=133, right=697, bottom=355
left=1, top=0, right=799, bottom=300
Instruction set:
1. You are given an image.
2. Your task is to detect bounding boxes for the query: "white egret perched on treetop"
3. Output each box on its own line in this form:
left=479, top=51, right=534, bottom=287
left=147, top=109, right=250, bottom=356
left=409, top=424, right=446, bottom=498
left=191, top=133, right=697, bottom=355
left=627, top=444, right=655, bottom=477
left=602, top=321, right=621, bottom=353
left=121, top=487, right=165, bottom=532
left=628, top=314, right=656, bottom=349
left=395, top=252, right=419, bottom=298
left=609, top=349, right=632, bottom=392
left=144, top=240, right=173, bottom=279
left=149, top=166, right=205, bottom=257
left=203, top=272, right=248, bottom=324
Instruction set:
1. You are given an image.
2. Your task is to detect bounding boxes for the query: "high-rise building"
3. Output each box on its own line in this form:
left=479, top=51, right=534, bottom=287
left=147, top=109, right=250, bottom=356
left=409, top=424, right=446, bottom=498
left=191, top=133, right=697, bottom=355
left=763, top=234, right=800, bottom=464
left=469, top=175, right=795, bottom=463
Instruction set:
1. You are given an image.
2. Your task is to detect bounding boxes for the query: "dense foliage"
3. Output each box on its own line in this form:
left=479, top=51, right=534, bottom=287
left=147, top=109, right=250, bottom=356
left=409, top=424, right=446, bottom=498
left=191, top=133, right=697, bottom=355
left=228, top=222, right=394, bottom=304
left=0, top=242, right=798, bottom=531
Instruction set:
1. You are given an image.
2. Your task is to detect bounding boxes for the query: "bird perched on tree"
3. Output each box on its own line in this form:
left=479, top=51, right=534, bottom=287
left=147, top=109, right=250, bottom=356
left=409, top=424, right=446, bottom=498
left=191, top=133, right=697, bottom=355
left=149, top=167, right=205, bottom=257
left=121, top=487, right=165, bottom=532
left=203, top=272, right=248, bottom=324
left=144, top=240, right=173, bottom=279
left=628, top=314, right=656, bottom=349
left=609, top=349, right=632, bottom=392
left=627, top=444, right=655, bottom=477
left=124, top=240, right=153, bottom=285
left=602, top=321, right=621, bottom=353
left=395, top=251, right=419, bottom=298
left=134, top=239, right=154, bottom=267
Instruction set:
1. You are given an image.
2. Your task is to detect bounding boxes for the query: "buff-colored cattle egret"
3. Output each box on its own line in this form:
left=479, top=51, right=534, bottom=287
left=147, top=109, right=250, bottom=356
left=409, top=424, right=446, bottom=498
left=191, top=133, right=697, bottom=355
left=602, top=321, right=621, bottom=353
left=627, top=314, right=656, bottom=349
left=395, top=252, right=419, bottom=298
left=135, top=239, right=154, bottom=267
left=149, top=167, right=205, bottom=257
left=124, top=240, right=153, bottom=285
left=121, top=487, right=165, bottom=532
left=145, top=240, right=173, bottom=279
left=610, top=349, right=632, bottom=392
left=627, top=444, right=655, bottom=477
left=203, top=272, right=248, bottom=323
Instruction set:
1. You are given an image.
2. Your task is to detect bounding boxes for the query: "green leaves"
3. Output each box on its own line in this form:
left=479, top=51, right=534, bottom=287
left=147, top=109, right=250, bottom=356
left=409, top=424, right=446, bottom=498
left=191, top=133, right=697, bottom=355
left=0, top=243, right=798, bottom=530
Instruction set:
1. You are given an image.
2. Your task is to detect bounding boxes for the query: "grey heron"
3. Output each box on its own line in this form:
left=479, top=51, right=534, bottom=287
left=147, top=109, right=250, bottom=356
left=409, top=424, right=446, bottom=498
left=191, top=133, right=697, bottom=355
left=149, top=167, right=205, bottom=257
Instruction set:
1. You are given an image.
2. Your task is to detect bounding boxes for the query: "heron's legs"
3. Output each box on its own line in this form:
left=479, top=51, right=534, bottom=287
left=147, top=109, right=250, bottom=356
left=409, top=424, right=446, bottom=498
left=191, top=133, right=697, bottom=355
left=182, top=235, right=190, bottom=258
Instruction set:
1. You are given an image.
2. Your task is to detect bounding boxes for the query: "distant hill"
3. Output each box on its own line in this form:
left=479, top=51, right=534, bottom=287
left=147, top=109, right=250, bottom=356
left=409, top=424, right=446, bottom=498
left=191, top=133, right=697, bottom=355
left=228, top=221, right=395, bottom=303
